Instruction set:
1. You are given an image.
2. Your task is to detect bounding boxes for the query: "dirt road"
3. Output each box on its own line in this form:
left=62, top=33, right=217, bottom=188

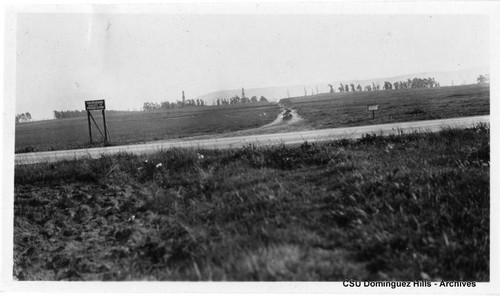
left=14, top=115, right=489, bottom=165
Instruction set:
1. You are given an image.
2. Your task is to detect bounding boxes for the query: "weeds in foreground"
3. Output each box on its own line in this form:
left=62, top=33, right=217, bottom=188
left=14, top=125, right=489, bottom=281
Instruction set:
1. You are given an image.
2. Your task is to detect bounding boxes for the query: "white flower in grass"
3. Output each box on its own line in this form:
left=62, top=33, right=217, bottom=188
left=197, top=153, right=204, bottom=160
left=156, top=163, right=163, bottom=169
left=385, top=144, right=395, bottom=153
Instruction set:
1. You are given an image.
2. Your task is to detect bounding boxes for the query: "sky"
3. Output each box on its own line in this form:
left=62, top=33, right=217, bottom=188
left=15, top=12, right=489, bottom=120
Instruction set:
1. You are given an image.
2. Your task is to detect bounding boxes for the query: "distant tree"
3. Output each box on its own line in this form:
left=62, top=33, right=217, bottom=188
left=250, top=96, right=258, bottom=102
left=477, top=74, right=490, bottom=85
left=350, top=83, right=355, bottom=92
left=365, top=85, right=372, bottom=91
left=339, top=84, right=345, bottom=92
left=356, top=84, right=362, bottom=92
left=394, top=82, right=399, bottom=90
left=164, top=102, right=170, bottom=109
left=428, top=77, right=436, bottom=88
left=16, top=112, right=31, bottom=123
left=412, top=78, right=422, bottom=88
left=259, top=96, right=268, bottom=102
left=217, top=98, right=221, bottom=106
left=423, top=78, right=430, bottom=88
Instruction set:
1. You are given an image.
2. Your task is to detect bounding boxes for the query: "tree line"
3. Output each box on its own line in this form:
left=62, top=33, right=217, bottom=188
left=143, top=95, right=269, bottom=111
left=215, top=95, right=268, bottom=106
left=143, top=99, right=207, bottom=111
left=51, top=95, right=270, bottom=118
left=335, top=77, right=440, bottom=93
left=53, top=110, right=87, bottom=119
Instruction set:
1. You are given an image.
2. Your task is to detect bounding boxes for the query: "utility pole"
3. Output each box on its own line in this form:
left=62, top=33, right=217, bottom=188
left=182, top=91, right=185, bottom=105
left=242, top=88, right=245, bottom=98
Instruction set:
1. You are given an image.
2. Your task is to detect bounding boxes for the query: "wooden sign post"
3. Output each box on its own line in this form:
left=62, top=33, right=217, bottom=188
left=85, top=100, right=108, bottom=144
left=367, top=104, right=379, bottom=119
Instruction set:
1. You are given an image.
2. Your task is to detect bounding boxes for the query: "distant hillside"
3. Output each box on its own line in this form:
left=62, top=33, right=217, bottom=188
left=196, top=67, right=488, bottom=104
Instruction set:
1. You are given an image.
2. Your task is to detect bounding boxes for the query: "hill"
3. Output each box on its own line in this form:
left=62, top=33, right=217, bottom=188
left=196, top=66, right=488, bottom=104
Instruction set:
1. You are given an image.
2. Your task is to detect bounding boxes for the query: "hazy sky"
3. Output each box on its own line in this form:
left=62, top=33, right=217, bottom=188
left=16, top=13, right=489, bottom=119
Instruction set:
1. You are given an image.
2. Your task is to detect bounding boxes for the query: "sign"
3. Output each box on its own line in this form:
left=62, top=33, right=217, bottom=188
left=85, top=100, right=106, bottom=111
left=367, top=104, right=379, bottom=119
left=85, top=100, right=109, bottom=143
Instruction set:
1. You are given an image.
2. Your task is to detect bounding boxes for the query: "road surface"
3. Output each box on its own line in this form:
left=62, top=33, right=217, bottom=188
left=15, top=115, right=489, bottom=165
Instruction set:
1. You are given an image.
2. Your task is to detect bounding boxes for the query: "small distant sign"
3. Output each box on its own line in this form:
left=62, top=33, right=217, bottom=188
left=367, top=104, right=379, bottom=111
left=85, top=100, right=106, bottom=111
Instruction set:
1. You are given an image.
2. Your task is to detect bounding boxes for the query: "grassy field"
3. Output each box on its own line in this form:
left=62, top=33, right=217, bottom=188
left=15, top=102, right=280, bottom=153
left=14, top=124, right=489, bottom=281
left=281, top=85, right=489, bottom=129
left=15, top=85, right=489, bottom=153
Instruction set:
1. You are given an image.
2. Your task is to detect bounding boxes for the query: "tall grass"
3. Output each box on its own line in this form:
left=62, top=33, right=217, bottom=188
left=14, top=124, right=489, bottom=280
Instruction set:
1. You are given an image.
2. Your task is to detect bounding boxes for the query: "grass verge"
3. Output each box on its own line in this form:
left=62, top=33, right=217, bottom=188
left=14, top=124, right=489, bottom=280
